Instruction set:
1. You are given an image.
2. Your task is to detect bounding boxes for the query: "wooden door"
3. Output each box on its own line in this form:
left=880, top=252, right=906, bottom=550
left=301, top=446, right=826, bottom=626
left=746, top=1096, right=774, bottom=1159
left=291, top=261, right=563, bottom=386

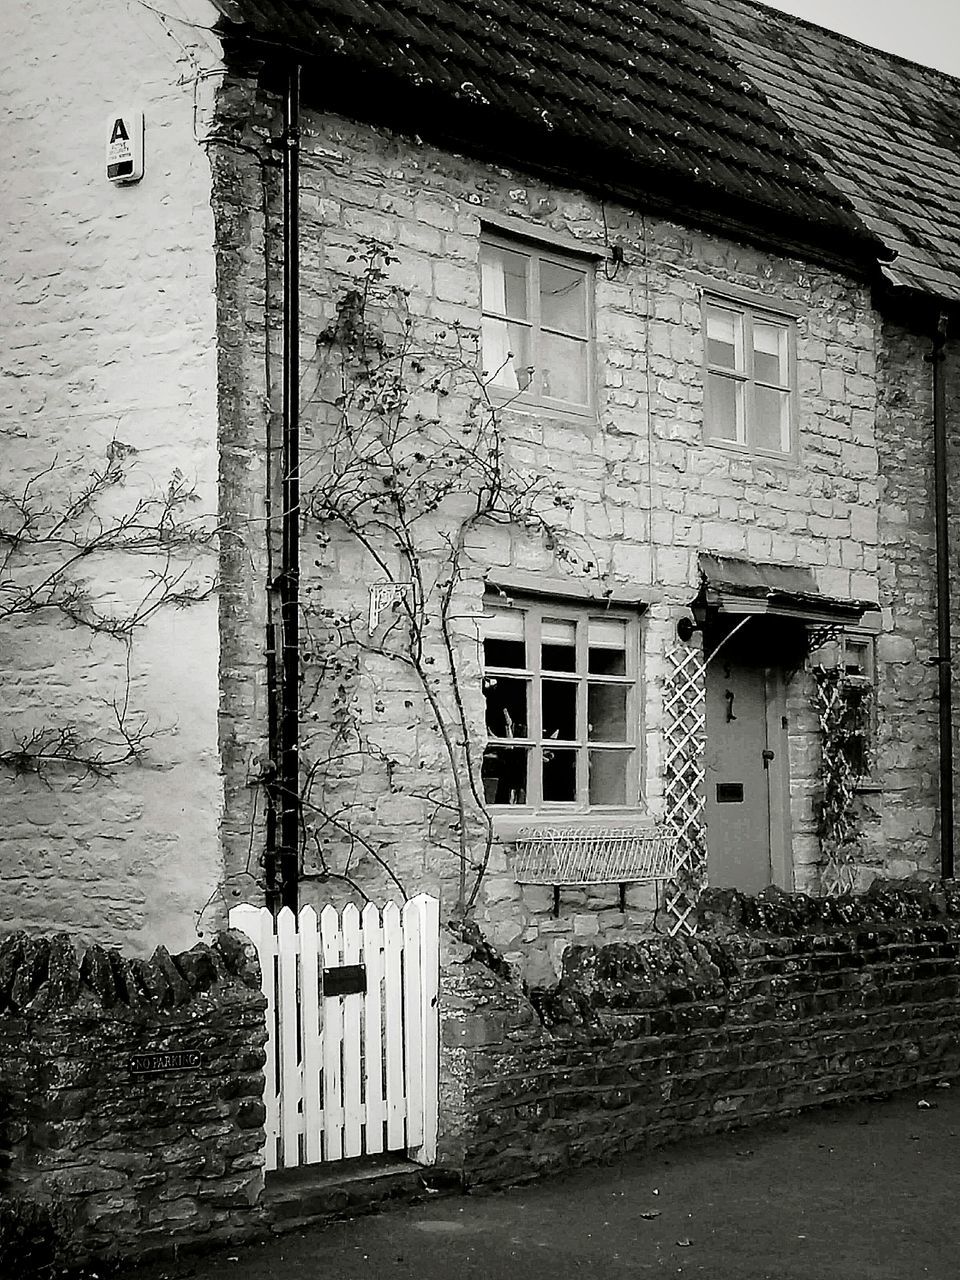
left=701, top=640, right=793, bottom=890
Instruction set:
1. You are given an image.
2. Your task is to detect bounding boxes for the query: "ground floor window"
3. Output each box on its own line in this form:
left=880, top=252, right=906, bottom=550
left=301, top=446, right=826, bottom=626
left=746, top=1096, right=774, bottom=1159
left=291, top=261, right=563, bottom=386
left=812, top=630, right=877, bottom=785
left=480, top=597, right=642, bottom=811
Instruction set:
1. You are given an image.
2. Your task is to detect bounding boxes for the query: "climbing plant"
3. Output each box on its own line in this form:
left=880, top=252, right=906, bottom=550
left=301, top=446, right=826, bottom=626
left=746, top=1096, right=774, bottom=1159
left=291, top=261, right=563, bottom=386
left=813, top=664, right=873, bottom=895
left=288, top=240, right=596, bottom=915
left=0, top=441, right=215, bottom=780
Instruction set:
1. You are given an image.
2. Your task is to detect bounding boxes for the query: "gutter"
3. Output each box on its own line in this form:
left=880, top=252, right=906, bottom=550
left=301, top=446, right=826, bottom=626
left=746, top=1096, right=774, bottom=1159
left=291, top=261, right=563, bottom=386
left=931, top=312, right=954, bottom=879
left=278, top=63, right=302, bottom=913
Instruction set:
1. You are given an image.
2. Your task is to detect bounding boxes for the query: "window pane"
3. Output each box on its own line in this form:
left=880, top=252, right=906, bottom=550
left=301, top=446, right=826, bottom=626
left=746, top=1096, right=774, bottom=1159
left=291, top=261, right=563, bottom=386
left=482, top=318, right=531, bottom=392
left=540, top=332, right=588, bottom=404
left=844, top=639, right=870, bottom=676
left=753, top=320, right=787, bottom=385
left=542, top=618, right=577, bottom=671
left=588, top=619, right=627, bottom=674
left=542, top=679, right=578, bottom=741
left=706, top=371, right=743, bottom=442
left=483, top=676, right=529, bottom=738
left=482, top=607, right=523, bottom=640
left=841, top=685, right=871, bottom=779
left=543, top=748, right=577, bottom=802
left=706, top=306, right=742, bottom=370
left=588, top=750, right=628, bottom=806
left=540, top=260, right=587, bottom=336
left=754, top=385, right=790, bottom=453
left=480, top=244, right=528, bottom=319
left=588, top=684, right=628, bottom=741
left=588, top=646, right=626, bottom=675
left=484, top=637, right=526, bottom=669
left=483, top=607, right=525, bottom=669
left=482, top=746, right=528, bottom=805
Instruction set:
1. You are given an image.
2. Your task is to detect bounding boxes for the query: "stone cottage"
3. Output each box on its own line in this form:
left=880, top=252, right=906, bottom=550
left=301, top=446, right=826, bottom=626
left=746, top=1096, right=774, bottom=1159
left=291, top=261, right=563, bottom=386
left=2, top=0, right=959, bottom=983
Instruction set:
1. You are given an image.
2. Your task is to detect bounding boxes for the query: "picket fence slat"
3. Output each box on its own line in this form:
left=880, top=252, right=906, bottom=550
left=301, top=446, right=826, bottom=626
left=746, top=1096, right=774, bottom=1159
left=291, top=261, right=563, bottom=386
left=230, top=895, right=438, bottom=1172
left=418, top=894, right=440, bottom=1165
left=276, top=908, right=301, bottom=1166
left=299, top=905, right=323, bottom=1165
left=341, top=904, right=363, bottom=1159
left=382, top=901, right=406, bottom=1152
left=320, top=904, right=344, bottom=1162
left=361, top=902, right=386, bottom=1154
left=402, top=898, right=425, bottom=1148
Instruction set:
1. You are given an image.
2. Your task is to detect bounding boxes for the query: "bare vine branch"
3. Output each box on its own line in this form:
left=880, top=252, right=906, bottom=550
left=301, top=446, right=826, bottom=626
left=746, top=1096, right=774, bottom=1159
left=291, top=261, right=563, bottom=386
left=0, top=440, right=217, bottom=779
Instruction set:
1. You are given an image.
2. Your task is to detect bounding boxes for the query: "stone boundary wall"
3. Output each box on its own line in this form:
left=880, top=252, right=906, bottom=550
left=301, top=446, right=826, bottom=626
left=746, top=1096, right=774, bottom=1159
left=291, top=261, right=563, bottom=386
left=438, top=883, right=960, bottom=1185
left=0, top=929, right=268, bottom=1265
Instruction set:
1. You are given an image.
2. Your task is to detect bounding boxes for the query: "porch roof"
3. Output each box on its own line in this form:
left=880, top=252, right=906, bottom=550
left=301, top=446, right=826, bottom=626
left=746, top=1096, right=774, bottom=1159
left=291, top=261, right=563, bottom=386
left=697, top=555, right=880, bottom=626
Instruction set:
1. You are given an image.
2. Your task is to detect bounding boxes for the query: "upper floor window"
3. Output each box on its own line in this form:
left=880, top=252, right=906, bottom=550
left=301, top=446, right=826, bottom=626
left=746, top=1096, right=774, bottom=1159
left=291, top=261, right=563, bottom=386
left=480, top=233, right=593, bottom=415
left=704, top=298, right=796, bottom=457
left=480, top=599, right=641, bottom=811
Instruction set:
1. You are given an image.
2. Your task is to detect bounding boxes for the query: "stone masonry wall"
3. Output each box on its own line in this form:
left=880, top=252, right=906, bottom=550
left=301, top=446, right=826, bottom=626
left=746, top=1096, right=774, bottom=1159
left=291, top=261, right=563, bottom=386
left=212, top=78, right=942, bottom=981
left=867, top=319, right=960, bottom=883
left=0, top=0, right=226, bottom=952
left=0, top=927, right=267, bottom=1266
left=438, top=882, right=960, bottom=1185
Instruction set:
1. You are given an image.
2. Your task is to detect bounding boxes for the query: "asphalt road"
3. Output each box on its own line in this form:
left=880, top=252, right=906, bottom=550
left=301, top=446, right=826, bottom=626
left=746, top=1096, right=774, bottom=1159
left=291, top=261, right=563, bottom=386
left=125, top=1086, right=960, bottom=1280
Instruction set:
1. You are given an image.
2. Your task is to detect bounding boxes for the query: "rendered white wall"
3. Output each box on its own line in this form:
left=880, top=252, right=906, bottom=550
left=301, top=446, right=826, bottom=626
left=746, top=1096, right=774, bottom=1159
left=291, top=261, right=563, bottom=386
left=0, top=0, right=226, bottom=952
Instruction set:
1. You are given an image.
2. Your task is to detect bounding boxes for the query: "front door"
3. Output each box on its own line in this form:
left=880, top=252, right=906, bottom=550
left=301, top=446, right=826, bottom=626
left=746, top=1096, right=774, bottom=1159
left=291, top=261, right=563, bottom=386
left=704, top=640, right=788, bottom=892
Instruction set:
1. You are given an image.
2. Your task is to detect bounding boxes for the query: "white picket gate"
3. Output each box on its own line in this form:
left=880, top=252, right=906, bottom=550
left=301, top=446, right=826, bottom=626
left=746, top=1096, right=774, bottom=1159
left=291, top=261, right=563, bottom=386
left=229, top=894, right=440, bottom=1172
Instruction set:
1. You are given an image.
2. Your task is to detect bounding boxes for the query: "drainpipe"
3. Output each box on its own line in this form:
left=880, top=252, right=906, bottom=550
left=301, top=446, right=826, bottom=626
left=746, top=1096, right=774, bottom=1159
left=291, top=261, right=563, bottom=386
left=278, top=63, right=302, bottom=913
left=931, top=311, right=954, bottom=879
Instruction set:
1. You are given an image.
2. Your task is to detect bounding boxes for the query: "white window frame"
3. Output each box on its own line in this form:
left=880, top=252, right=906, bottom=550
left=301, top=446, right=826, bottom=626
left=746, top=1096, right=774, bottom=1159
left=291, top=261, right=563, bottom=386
left=839, top=632, right=877, bottom=787
left=480, top=231, right=595, bottom=418
left=480, top=596, right=643, bottom=815
left=812, top=629, right=878, bottom=788
left=702, top=293, right=798, bottom=460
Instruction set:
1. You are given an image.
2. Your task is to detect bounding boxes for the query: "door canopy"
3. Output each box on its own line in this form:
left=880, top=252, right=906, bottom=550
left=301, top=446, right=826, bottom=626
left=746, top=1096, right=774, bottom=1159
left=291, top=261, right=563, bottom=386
left=694, top=555, right=880, bottom=628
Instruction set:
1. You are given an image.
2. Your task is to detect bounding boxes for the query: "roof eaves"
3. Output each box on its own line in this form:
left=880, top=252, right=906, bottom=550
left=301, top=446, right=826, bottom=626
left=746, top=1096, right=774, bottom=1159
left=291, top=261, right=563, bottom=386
left=208, top=0, right=888, bottom=273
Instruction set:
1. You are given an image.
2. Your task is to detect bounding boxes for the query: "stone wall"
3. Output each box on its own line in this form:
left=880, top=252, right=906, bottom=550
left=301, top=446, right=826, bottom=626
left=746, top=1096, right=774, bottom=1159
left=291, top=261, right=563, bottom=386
left=867, top=318, right=960, bottom=883
left=210, top=79, right=911, bottom=981
left=0, top=927, right=267, bottom=1266
left=0, top=0, right=226, bottom=951
left=438, top=882, right=960, bottom=1185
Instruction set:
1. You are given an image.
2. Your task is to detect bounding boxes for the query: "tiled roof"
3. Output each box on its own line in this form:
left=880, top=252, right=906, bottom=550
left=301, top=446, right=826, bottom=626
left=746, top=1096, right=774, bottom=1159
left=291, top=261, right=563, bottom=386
left=214, top=1, right=960, bottom=299
left=213, top=0, right=875, bottom=267
left=690, top=0, right=960, bottom=303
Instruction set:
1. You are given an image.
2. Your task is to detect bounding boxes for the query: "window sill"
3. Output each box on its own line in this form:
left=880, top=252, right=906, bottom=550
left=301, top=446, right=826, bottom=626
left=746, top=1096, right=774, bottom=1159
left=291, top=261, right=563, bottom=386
left=490, top=810, right=655, bottom=843
left=487, top=389, right=597, bottom=428
left=703, top=438, right=799, bottom=468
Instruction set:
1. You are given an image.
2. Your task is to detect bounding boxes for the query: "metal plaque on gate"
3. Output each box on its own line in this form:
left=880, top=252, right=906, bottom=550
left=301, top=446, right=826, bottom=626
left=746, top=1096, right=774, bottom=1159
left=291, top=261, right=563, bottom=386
left=322, top=964, right=367, bottom=997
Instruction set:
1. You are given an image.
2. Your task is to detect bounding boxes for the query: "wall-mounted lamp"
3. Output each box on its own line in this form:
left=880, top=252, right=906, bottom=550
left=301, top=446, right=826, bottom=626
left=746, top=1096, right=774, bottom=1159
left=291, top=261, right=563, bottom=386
left=676, top=600, right=708, bottom=643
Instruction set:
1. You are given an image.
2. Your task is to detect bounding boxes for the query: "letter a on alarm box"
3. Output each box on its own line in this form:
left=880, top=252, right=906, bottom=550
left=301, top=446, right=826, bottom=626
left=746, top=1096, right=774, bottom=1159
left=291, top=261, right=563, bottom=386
left=106, top=111, right=144, bottom=183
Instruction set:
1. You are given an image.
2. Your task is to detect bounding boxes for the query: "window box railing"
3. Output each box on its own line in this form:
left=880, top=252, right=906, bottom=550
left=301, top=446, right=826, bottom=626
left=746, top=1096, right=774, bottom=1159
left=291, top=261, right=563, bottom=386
left=512, top=825, right=682, bottom=915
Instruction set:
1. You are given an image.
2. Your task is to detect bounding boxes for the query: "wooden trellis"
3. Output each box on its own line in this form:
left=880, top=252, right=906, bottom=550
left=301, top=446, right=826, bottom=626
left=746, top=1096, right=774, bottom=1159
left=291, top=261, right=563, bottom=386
left=662, top=643, right=707, bottom=935
left=814, top=667, right=870, bottom=896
